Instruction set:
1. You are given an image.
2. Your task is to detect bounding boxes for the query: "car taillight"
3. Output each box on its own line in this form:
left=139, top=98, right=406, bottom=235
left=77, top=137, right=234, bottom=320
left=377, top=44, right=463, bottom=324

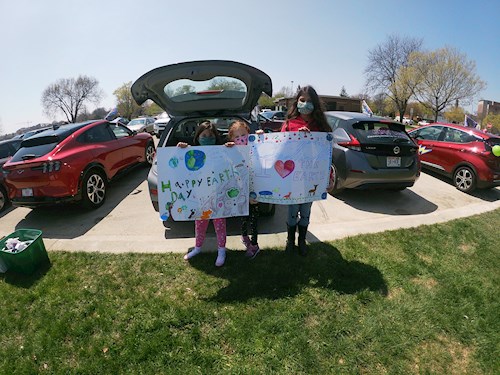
left=42, top=161, right=61, bottom=173
left=337, top=134, right=362, bottom=151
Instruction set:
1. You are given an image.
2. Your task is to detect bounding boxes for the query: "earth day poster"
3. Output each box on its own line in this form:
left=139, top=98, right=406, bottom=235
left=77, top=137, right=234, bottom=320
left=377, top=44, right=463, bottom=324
left=156, top=145, right=250, bottom=221
left=249, top=132, right=333, bottom=205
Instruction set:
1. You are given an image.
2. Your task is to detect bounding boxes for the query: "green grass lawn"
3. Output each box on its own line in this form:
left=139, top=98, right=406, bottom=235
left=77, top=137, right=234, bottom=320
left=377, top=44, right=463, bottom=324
left=1, top=209, right=499, bottom=374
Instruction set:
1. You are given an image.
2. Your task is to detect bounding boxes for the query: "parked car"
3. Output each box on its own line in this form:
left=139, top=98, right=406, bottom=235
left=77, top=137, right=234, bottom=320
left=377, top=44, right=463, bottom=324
left=325, top=111, right=420, bottom=194
left=408, top=122, right=500, bottom=193
left=3, top=120, right=155, bottom=209
left=394, top=116, right=415, bottom=126
left=0, top=138, right=22, bottom=212
left=131, top=60, right=275, bottom=218
left=153, top=112, right=171, bottom=138
left=257, top=110, right=286, bottom=132
left=127, top=117, right=155, bottom=134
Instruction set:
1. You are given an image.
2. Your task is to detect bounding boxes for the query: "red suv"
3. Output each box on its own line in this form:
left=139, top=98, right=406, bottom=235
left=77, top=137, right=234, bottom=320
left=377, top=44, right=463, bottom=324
left=3, top=120, right=155, bottom=208
left=408, top=123, right=500, bottom=193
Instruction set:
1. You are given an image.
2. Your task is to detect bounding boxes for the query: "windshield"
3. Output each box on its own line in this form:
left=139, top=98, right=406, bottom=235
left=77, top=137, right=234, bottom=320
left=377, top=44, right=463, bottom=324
left=129, top=119, right=146, bottom=126
left=164, top=76, right=247, bottom=103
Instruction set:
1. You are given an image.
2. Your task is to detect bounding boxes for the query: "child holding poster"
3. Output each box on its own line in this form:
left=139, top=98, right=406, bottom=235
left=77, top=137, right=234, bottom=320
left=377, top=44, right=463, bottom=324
left=225, top=120, right=262, bottom=259
left=281, top=86, right=331, bottom=256
left=179, top=121, right=227, bottom=267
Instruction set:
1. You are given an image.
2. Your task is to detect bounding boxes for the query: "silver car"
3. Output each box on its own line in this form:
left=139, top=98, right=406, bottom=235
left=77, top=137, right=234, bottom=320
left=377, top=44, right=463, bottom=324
left=131, top=60, right=275, bottom=218
left=127, top=117, right=155, bottom=134
left=326, top=111, right=420, bottom=193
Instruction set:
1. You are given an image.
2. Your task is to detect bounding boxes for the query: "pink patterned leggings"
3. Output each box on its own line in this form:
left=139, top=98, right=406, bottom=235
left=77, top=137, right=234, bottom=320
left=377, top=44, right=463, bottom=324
left=195, top=219, right=226, bottom=248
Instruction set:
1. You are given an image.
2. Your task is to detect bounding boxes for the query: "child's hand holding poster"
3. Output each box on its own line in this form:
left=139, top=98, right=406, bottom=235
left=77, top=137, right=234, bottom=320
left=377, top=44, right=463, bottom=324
left=156, top=145, right=250, bottom=221
left=249, top=132, right=333, bottom=205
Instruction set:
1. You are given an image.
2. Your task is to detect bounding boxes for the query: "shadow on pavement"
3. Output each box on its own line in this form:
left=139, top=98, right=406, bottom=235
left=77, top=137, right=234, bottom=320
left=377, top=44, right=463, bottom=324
left=421, top=169, right=500, bottom=202
left=187, top=242, right=388, bottom=302
left=12, top=165, right=150, bottom=239
left=334, top=188, right=438, bottom=215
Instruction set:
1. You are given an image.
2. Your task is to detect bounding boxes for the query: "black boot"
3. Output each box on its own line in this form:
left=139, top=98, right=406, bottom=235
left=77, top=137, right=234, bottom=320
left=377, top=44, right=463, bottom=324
left=285, top=224, right=296, bottom=254
left=297, top=225, right=308, bottom=256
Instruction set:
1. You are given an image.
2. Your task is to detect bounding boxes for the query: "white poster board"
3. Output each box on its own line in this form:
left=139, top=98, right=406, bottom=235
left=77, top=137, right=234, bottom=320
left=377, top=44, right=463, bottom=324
left=249, top=131, right=333, bottom=205
left=157, top=145, right=249, bottom=221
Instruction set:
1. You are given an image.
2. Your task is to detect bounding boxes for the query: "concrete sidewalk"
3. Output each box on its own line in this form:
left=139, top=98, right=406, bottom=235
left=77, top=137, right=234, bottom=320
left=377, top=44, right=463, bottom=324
left=1, top=171, right=499, bottom=254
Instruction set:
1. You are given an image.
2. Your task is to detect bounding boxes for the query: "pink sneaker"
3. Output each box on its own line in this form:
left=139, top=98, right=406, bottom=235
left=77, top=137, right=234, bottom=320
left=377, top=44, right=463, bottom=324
left=245, top=244, right=260, bottom=259
left=241, top=235, right=251, bottom=248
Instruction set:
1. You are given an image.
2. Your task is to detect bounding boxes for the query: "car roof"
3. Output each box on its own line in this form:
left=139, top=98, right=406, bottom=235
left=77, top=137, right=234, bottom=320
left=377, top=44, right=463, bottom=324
left=412, top=122, right=495, bottom=139
left=325, top=111, right=392, bottom=122
left=20, top=121, right=101, bottom=145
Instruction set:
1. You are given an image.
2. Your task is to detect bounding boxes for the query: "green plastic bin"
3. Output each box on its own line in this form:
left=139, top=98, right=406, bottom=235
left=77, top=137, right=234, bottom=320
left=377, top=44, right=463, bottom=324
left=0, top=229, right=50, bottom=274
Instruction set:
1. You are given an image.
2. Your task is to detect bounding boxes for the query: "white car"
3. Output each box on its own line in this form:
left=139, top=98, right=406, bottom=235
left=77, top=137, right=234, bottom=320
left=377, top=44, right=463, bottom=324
left=153, top=112, right=171, bottom=138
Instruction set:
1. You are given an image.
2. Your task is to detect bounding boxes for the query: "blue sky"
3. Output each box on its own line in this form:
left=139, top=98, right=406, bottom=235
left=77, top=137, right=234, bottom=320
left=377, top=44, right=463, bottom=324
left=1, top=0, right=499, bottom=135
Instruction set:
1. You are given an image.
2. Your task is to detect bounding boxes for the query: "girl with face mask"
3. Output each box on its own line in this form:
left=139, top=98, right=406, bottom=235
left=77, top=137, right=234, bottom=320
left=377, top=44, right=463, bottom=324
left=280, top=86, right=331, bottom=256
left=177, top=121, right=227, bottom=267
left=225, top=120, right=264, bottom=259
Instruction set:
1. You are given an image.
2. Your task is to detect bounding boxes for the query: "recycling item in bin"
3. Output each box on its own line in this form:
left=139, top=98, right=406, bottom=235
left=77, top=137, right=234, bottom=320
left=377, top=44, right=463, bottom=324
left=0, top=229, right=50, bottom=274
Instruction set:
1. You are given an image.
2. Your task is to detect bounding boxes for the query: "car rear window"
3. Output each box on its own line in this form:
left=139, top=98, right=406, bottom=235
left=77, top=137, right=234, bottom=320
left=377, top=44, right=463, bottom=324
left=164, top=76, right=247, bottom=103
left=10, top=139, right=59, bottom=162
left=352, top=122, right=411, bottom=144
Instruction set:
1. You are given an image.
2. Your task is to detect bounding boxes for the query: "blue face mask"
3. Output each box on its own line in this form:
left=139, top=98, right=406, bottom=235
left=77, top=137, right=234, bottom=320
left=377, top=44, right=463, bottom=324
left=198, top=137, right=216, bottom=146
left=297, top=101, right=314, bottom=115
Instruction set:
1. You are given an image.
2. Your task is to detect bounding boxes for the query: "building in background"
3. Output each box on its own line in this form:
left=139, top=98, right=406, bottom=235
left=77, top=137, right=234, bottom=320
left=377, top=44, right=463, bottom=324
left=477, top=100, right=500, bottom=119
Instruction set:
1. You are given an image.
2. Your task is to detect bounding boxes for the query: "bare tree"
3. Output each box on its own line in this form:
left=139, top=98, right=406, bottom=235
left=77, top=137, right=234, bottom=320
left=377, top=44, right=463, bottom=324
left=41, top=75, right=103, bottom=123
left=364, top=34, right=423, bottom=121
left=409, top=47, right=486, bottom=122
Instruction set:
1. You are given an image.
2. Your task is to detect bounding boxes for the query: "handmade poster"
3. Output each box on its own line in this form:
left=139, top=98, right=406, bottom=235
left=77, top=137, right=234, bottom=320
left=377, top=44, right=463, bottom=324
left=249, top=131, right=333, bottom=205
left=157, top=145, right=249, bottom=221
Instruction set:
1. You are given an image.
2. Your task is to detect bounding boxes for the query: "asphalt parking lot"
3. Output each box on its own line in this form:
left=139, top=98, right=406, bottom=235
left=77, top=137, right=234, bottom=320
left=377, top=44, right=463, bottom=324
left=1, top=164, right=499, bottom=254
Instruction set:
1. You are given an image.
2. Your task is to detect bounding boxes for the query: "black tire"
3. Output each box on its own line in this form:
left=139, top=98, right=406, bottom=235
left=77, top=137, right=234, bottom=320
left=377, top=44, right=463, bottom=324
left=0, top=185, right=9, bottom=213
left=81, top=169, right=107, bottom=209
left=453, top=166, right=476, bottom=193
left=145, top=142, right=155, bottom=166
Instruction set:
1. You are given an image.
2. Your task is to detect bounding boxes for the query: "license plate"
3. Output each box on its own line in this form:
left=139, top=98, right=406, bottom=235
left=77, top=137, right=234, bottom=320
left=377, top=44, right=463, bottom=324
left=387, top=157, right=401, bottom=167
left=22, top=188, right=33, bottom=197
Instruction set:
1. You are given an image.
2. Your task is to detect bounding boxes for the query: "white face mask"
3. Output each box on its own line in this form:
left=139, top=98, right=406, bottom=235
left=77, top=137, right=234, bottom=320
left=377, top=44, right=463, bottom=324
left=297, top=101, right=314, bottom=115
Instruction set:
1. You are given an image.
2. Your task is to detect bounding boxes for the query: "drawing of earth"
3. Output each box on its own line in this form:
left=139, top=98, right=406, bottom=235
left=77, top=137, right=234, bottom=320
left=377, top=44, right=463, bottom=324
left=169, top=157, right=179, bottom=168
left=185, top=150, right=206, bottom=171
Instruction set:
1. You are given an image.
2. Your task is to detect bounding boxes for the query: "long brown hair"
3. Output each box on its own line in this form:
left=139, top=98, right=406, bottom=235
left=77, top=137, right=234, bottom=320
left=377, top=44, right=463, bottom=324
left=193, top=121, right=223, bottom=145
left=286, top=85, right=330, bottom=132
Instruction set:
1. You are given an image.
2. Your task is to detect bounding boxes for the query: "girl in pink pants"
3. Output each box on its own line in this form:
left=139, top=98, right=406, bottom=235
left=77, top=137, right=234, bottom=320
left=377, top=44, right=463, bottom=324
left=178, top=121, right=227, bottom=267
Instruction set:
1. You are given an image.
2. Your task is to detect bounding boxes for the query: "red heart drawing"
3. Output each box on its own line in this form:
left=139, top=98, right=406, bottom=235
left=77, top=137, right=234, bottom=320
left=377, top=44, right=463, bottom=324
left=274, top=160, right=295, bottom=178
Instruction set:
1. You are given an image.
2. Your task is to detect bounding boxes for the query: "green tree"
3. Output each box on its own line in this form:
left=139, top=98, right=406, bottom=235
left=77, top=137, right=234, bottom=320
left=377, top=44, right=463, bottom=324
left=444, top=106, right=465, bottom=124
left=42, top=75, right=103, bottom=123
left=258, top=93, right=275, bottom=107
left=174, top=85, right=195, bottom=96
left=207, top=78, right=244, bottom=91
left=482, top=113, right=500, bottom=134
left=113, top=82, right=141, bottom=120
left=143, top=102, right=163, bottom=117
left=339, top=86, right=349, bottom=97
left=409, top=47, right=486, bottom=122
left=364, top=35, right=423, bottom=124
